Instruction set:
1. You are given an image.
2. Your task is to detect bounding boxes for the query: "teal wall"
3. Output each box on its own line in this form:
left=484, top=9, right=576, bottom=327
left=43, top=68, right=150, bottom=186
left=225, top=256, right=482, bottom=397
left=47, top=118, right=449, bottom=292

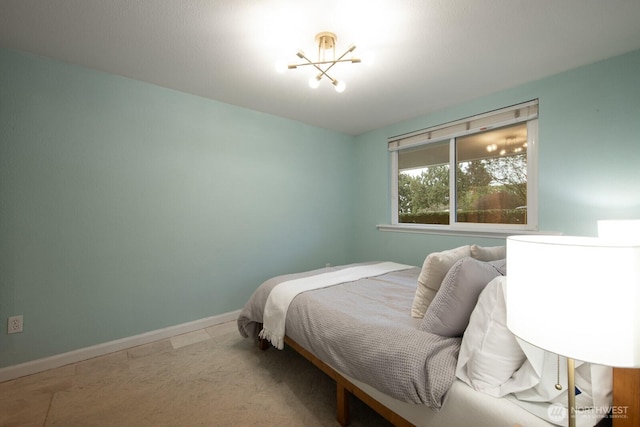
left=0, top=49, right=355, bottom=367
left=352, top=49, right=640, bottom=266
left=2, top=47, right=640, bottom=368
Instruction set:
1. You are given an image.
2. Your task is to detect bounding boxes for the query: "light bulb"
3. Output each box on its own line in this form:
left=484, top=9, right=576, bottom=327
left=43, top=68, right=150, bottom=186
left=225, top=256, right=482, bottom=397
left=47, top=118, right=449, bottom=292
left=308, top=76, right=321, bottom=89
left=334, top=80, right=346, bottom=93
left=275, top=60, right=287, bottom=74
left=360, top=50, right=375, bottom=66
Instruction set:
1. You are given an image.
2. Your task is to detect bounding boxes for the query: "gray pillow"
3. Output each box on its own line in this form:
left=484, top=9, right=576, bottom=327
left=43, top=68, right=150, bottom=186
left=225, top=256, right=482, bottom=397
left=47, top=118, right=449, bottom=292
left=420, top=257, right=506, bottom=337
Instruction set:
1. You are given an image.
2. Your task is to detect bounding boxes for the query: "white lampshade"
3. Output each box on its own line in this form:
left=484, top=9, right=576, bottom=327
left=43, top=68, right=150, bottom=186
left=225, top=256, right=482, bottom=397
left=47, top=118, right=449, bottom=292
left=506, top=235, right=640, bottom=367
left=598, top=219, right=640, bottom=241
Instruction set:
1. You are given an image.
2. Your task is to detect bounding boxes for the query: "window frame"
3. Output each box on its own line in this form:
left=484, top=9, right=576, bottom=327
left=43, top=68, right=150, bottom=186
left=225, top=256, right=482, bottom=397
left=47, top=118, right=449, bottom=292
left=386, top=101, right=539, bottom=237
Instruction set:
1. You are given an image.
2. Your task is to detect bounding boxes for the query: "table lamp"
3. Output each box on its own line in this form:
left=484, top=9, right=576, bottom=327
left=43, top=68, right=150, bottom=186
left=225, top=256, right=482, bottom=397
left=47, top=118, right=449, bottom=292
left=597, top=219, right=640, bottom=427
left=598, top=219, right=640, bottom=240
left=506, top=235, right=640, bottom=427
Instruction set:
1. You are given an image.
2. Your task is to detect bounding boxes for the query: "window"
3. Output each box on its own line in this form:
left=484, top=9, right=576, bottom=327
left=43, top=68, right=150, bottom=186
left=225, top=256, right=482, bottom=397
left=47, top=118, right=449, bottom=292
left=388, top=100, right=538, bottom=234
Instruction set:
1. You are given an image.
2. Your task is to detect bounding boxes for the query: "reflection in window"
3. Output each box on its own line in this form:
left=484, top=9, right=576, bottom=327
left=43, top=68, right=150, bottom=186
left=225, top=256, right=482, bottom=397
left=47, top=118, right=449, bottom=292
left=455, top=122, right=527, bottom=225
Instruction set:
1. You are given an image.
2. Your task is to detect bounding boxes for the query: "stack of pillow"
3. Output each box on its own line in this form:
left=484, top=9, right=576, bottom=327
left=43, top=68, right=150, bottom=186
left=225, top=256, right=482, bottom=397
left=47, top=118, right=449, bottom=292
left=411, top=244, right=612, bottom=426
left=411, top=244, right=507, bottom=333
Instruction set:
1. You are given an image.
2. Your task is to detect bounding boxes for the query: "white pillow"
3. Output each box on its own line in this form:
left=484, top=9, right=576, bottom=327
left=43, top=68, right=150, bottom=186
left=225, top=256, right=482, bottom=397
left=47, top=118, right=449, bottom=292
left=508, top=340, right=612, bottom=426
left=410, top=245, right=471, bottom=318
left=457, top=276, right=613, bottom=427
left=470, top=244, right=506, bottom=262
left=456, top=276, right=526, bottom=395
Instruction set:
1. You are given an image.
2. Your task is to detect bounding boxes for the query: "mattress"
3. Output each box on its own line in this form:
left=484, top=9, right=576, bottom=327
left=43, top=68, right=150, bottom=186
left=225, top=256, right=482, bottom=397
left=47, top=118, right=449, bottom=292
left=238, top=263, right=555, bottom=426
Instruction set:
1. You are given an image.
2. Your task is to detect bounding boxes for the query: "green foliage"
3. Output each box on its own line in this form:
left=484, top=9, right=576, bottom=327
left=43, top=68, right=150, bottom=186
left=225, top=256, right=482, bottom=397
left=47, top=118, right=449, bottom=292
left=398, top=153, right=527, bottom=225
left=398, top=165, right=449, bottom=215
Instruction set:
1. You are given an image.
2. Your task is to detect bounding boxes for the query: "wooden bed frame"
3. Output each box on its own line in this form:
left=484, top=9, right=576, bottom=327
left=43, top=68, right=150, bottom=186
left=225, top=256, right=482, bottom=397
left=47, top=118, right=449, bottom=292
left=258, top=332, right=639, bottom=427
left=259, top=334, right=413, bottom=426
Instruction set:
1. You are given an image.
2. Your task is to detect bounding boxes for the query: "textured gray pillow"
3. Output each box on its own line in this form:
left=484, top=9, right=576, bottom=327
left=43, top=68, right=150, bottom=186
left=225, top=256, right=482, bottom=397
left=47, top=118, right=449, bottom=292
left=411, top=245, right=472, bottom=318
left=420, top=257, right=506, bottom=337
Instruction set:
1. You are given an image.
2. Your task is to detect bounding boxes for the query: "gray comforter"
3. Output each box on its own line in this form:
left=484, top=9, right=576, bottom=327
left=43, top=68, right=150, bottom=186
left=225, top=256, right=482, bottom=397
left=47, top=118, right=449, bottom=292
left=237, top=263, right=461, bottom=409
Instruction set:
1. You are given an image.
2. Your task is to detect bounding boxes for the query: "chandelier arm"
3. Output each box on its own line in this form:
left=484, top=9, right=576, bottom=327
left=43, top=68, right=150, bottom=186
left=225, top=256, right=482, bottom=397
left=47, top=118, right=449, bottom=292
left=290, top=59, right=357, bottom=67
left=315, top=66, right=336, bottom=83
left=322, top=45, right=357, bottom=75
left=294, top=50, right=337, bottom=82
left=296, top=51, right=327, bottom=74
left=295, top=50, right=314, bottom=65
left=307, top=61, right=332, bottom=81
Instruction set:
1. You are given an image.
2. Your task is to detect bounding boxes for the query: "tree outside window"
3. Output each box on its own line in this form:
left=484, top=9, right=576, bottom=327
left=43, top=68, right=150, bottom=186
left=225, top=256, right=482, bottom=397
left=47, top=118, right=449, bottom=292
left=398, top=121, right=530, bottom=227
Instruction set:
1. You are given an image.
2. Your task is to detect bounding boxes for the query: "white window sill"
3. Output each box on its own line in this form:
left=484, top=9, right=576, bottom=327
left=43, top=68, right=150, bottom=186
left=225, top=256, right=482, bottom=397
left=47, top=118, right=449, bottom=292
left=376, top=224, right=561, bottom=239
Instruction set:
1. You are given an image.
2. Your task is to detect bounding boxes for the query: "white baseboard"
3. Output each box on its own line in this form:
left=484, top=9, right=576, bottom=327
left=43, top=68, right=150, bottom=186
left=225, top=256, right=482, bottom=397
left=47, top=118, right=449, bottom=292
left=0, top=309, right=241, bottom=383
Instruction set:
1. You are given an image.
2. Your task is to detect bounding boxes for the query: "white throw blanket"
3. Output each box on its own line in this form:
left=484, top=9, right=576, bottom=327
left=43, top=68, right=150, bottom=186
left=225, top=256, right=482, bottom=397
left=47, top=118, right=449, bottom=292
left=259, top=262, right=413, bottom=349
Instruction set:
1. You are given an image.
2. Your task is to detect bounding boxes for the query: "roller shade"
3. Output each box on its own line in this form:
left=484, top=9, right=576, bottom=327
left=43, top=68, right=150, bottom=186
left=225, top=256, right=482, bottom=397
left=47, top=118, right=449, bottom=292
left=389, top=99, right=538, bottom=151
left=398, top=140, right=449, bottom=170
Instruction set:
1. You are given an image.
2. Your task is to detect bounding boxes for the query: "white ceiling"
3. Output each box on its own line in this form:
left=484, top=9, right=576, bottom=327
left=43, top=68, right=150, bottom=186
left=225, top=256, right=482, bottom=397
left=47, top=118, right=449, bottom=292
left=1, top=0, right=640, bottom=136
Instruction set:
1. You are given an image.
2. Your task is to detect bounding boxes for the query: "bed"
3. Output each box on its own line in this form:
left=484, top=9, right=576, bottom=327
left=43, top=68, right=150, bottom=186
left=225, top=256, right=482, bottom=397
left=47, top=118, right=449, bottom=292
left=237, top=245, right=621, bottom=427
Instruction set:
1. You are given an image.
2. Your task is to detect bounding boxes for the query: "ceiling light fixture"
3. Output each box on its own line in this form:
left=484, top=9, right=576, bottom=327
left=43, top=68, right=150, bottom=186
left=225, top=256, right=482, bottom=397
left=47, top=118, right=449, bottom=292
left=487, top=136, right=527, bottom=156
left=275, top=32, right=366, bottom=93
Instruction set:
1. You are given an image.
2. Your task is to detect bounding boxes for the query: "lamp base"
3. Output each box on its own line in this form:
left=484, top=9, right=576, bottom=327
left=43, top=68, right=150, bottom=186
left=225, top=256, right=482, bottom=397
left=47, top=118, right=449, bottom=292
left=568, top=357, right=576, bottom=427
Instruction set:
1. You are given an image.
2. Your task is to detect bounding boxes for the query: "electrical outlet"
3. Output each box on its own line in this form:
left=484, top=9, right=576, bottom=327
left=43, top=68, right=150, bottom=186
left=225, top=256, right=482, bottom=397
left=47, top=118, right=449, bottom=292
left=8, top=315, right=23, bottom=334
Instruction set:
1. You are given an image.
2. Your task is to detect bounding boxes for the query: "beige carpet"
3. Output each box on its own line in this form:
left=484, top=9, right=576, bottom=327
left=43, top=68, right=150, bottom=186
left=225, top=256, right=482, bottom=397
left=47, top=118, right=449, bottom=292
left=0, top=321, right=392, bottom=426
